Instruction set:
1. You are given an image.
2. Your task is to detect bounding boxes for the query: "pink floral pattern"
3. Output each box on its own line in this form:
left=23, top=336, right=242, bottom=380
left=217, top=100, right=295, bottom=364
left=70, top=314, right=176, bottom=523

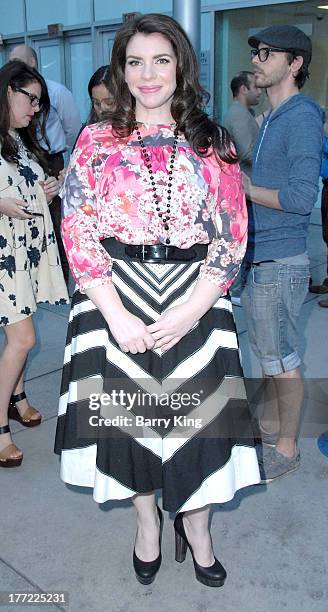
left=61, top=123, right=247, bottom=293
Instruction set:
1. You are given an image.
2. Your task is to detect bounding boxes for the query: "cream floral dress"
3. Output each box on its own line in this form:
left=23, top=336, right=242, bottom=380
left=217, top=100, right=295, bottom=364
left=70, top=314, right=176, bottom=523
left=0, top=133, right=68, bottom=326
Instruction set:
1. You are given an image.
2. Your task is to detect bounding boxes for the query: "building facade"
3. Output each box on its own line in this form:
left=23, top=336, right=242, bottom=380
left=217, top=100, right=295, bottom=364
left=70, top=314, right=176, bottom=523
left=0, top=0, right=327, bottom=122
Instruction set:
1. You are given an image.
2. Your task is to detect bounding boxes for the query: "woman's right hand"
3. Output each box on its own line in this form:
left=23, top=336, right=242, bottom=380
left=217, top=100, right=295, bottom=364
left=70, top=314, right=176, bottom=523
left=85, top=283, right=154, bottom=354
left=107, top=307, right=155, bottom=354
left=0, top=197, right=32, bottom=219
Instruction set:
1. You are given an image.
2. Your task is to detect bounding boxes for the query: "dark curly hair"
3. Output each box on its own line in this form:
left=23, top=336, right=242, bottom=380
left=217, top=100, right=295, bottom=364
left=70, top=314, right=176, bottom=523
left=87, top=64, right=112, bottom=124
left=0, top=60, right=50, bottom=170
left=103, top=13, right=237, bottom=164
left=286, top=52, right=309, bottom=89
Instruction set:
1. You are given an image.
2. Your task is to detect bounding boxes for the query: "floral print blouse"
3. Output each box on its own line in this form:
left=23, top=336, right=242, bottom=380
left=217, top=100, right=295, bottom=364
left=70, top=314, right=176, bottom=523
left=61, top=123, right=247, bottom=293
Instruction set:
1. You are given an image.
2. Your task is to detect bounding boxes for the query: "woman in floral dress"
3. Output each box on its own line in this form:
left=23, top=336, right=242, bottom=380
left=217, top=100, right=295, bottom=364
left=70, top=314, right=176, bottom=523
left=0, top=60, right=68, bottom=468
left=55, top=14, right=260, bottom=586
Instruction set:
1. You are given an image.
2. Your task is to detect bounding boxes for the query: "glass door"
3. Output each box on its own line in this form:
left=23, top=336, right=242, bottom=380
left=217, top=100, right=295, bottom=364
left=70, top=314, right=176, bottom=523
left=33, top=38, right=65, bottom=83
left=65, top=34, right=93, bottom=123
left=97, top=28, right=117, bottom=66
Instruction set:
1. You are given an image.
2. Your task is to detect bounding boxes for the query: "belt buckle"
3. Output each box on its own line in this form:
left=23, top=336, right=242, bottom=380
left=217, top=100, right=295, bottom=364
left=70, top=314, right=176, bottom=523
left=140, top=244, right=161, bottom=263
left=141, top=245, right=156, bottom=261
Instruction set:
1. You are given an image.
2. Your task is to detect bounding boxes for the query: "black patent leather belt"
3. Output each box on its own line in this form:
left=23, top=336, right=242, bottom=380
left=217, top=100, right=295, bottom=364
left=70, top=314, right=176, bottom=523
left=100, top=237, right=208, bottom=263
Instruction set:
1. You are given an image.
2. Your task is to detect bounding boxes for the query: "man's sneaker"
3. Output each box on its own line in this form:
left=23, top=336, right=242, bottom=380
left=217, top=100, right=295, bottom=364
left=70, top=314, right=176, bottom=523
left=257, top=446, right=300, bottom=484
left=309, top=277, right=328, bottom=294
left=318, top=298, right=328, bottom=308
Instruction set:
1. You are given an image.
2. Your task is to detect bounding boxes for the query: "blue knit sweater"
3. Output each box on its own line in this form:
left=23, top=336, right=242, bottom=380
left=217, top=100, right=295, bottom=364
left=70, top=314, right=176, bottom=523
left=246, top=94, right=323, bottom=262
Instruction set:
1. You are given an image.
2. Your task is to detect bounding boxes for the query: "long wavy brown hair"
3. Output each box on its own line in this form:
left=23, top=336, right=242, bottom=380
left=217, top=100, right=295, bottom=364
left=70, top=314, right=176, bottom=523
left=103, top=13, right=237, bottom=164
left=0, top=60, right=50, bottom=170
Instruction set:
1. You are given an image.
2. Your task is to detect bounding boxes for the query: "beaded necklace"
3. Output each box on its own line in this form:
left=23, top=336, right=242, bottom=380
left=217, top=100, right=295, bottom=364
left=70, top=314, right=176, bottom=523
left=135, top=124, right=179, bottom=245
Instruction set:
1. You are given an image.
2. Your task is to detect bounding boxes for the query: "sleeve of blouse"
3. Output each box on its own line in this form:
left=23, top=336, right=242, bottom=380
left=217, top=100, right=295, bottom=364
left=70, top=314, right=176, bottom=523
left=60, top=125, right=112, bottom=292
left=198, top=159, right=247, bottom=294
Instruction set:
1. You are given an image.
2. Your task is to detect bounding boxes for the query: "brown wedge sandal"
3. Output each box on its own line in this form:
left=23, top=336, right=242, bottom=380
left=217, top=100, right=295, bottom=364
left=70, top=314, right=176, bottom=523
left=8, top=392, right=42, bottom=428
left=0, top=425, right=23, bottom=468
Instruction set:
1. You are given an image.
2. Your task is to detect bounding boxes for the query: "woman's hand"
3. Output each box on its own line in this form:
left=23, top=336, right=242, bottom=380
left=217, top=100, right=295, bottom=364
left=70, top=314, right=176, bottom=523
left=58, top=168, right=67, bottom=186
left=147, top=304, right=199, bottom=353
left=147, top=278, right=224, bottom=353
left=107, top=307, right=155, bottom=354
left=40, top=176, right=60, bottom=203
left=85, top=284, right=154, bottom=354
left=0, top=197, right=32, bottom=219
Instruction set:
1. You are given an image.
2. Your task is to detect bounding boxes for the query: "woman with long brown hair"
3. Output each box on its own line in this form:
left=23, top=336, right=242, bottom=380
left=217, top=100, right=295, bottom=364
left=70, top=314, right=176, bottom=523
left=0, top=60, right=68, bottom=468
left=55, top=14, right=259, bottom=586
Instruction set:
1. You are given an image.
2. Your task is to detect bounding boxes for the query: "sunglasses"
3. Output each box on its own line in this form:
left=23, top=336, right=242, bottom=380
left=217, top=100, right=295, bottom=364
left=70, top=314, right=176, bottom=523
left=251, top=47, right=290, bottom=62
left=12, top=86, right=42, bottom=110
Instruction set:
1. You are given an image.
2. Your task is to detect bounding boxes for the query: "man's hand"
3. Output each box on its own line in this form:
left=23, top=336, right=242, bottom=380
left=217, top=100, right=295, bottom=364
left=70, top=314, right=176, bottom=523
left=241, top=172, right=281, bottom=210
left=0, top=197, right=33, bottom=219
left=242, top=172, right=252, bottom=198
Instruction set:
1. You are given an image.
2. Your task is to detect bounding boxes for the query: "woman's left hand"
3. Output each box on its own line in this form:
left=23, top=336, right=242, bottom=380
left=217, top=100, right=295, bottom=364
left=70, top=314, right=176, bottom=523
left=40, top=176, right=60, bottom=203
left=147, top=304, right=198, bottom=352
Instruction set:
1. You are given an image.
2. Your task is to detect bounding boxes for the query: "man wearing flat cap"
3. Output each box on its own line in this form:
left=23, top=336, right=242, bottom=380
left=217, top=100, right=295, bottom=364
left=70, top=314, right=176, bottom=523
left=241, top=25, right=323, bottom=483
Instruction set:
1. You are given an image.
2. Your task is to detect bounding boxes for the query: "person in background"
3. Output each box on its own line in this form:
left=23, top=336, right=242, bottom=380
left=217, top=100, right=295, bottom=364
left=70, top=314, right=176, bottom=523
left=71, top=65, right=113, bottom=146
left=0, top=61, right=68, bottom=468
left=309, top=119, right=328, bottom=304
left=223, top=71, right=261, bottom=303
left=223, top=71, right=261, bottom=177
left=9, top=45, right=81, bottom=287
left=241, top=25, right=323, bottom=483
left=88, top=65, right=113, bottom=123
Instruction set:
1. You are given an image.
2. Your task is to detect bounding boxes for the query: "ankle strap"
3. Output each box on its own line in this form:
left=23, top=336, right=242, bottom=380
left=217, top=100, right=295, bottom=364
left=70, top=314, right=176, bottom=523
left=0, top=424, right=10, bottom=435
left=10, top=391, right=26, bottom=404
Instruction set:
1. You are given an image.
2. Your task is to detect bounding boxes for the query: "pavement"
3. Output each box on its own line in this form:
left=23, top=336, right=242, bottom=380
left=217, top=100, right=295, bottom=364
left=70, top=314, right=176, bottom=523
left=1, top=209, right=328, bottom=612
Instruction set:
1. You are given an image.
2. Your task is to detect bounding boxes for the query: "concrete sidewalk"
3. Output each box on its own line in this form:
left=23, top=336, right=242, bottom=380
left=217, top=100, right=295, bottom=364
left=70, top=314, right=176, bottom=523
left=1, top=210, right=328, bottom=612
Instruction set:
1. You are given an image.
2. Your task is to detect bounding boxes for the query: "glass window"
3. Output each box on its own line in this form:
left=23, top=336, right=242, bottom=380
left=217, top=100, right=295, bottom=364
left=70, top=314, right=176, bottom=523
left=94, top=0, right=171, bottom=21
left=99, top=31, right=117, bottom=65
left=38, top=44, right=63, bottom=83
left=26, top=0, right=91, bottom=30
left=214, top=0, right=328, bottom=122
left=69, top=40, right=93, bottom=122
left=0, top=0, right=25, bottom=34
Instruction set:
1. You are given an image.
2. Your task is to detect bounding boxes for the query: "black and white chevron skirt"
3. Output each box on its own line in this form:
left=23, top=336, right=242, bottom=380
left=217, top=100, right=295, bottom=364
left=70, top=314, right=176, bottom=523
left=55, top=258, right=260, bottom=512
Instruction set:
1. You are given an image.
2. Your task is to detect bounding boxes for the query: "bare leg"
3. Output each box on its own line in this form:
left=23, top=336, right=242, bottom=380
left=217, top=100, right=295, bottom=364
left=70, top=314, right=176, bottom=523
left=0, top=317, right=36, bottom=456
left=259, top=375, right=280, bottom=434
left=12, top=368, right=41, bottom=421
left=132, top=492, right=160, bottom=561
left=182, top=505, right=215, bottom=567
left=274, top=367, right=303, bottom=458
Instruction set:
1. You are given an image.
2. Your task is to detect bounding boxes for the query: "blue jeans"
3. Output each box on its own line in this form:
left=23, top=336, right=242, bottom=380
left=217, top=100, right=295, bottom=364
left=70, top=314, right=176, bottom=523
left=240, top=262, right=310, bottom=376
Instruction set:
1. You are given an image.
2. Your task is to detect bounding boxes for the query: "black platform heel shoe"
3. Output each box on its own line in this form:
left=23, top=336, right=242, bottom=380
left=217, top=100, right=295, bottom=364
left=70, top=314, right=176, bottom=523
left=9, top=392, right=41, bottom=428
left=133, top=506, right=163, bottom=585
left=0, top=425, right=23, bottom=468
left=174, top=513, right=227, bottom=588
